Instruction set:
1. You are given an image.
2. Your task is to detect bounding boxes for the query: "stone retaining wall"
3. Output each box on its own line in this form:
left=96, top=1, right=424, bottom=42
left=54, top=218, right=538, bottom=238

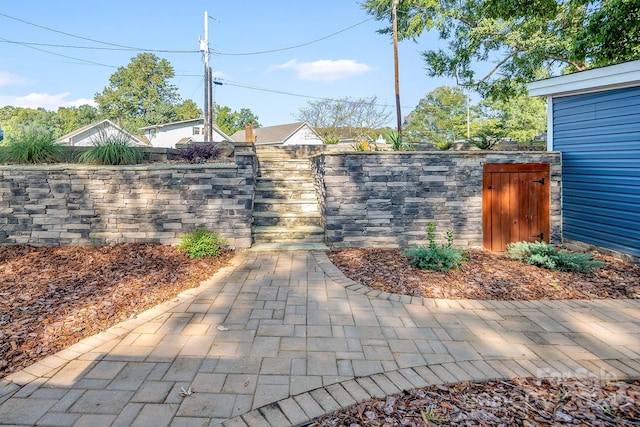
left=0, top=147, right=257, bottom=248
left=311, top=151, right=562, bottom=249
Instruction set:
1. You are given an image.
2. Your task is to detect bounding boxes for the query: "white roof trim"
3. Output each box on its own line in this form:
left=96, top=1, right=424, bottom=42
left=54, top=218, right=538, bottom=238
left=528, top=60, right=640, bottom=97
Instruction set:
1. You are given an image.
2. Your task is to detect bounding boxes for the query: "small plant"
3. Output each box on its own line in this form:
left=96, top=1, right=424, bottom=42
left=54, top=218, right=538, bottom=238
left=78, top=130, right=143, bottom=165
left=177, top=227, right=228, bottom=258
left=0, top=126, right=68, bottom=164
left=404, top=222, right=467, bottom=272
left=386, top=129, right=404, bottom=151
left=322, top=137, right=340, bottom=145
left=176, top=143, right=223, bottom=163
left=505, top=241, right=604, bottom=273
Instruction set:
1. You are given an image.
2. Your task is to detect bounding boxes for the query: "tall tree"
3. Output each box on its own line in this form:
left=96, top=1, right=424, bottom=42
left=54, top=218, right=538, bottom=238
left=0, top=107, right=58, bottom=141
left=296, top=96, right=390, bottom=143
left=175, top=100, right=202, bottom=122
left=403, top=86, right=471, bottom=149
left=94, top=53, right=190, bottom=132
left=213, top=105, right=260, bottom=136
left=55, top=105, right=99, bottom=137
left=478, top=94, right=547, bottom=144
left=362, top=0, right=640, bottom=99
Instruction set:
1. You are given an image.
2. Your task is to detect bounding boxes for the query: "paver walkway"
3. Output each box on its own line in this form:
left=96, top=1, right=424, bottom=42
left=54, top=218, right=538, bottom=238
left=1, top=251, right=639, bottom=427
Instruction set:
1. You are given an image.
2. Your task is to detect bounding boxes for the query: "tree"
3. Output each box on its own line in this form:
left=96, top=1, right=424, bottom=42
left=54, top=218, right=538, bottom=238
left=95, top=53, right=195, bottom=133
left=175, top=100, right=202, bottom=122
left=403, top=86, right=470, bottom=149
left=362, top=0, right=640, bottom=99
left=213, top=105, right=260, bottom=136
left=295, top=96, right=390, bottom=143
left=0, top=106, right=58, bottom=141
left=574, top=0, right=640, bottom=66
left=478, top=94, right=547, bottom=144
left=55, top=105, right=99, bottom=137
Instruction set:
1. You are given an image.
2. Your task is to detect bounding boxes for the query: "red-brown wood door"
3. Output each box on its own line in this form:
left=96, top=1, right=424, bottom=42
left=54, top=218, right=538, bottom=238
left=482, top=163, right=550, bottom=251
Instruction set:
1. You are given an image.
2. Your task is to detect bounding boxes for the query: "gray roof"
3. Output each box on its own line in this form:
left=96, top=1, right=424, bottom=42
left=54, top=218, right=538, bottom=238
left=230, top=122, right=314, bottom=144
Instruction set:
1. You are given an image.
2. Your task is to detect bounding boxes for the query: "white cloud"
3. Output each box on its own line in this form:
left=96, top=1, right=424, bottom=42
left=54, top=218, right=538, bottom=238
left=0, top=93, right=96, bottom=110
left=0, top=70, right=35, bottom=87
left=271, top=59, right=373, bottom=81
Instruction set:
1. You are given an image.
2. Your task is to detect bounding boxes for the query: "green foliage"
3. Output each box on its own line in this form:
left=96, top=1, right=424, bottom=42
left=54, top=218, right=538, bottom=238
left=77, top=130, right=143, bottom=165
left=214, top=105, right=260, bottom=136
left=505, top=241, right=604, bottom=273
left=575, top=0, right=640, bottom=67
left=322, top=137, right=340, bottom=145
left=177, top=227, right=228, bottom=258
left=362, top=0, right=639, bottom=100
left=385, top=129, right=404, bottom=151
left=477, top=95, right=547, bottom=144
left=403, top=86, right=469, bottom=147
left=0, top=126, right=68, bottom=164
left=95, top=53, right=197, bottom=132
left=404, top=222, right=467, bottom=272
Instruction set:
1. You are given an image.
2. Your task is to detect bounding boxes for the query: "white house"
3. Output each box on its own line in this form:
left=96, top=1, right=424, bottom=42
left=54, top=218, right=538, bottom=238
left=230, top=122, right=323, bottom=146
left=56, top=119, right=147, bottom=147
left=139, top=118, right=233, bottom=148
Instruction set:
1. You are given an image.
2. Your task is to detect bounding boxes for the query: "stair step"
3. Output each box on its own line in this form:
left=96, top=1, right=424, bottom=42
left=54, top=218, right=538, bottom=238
left=252, top=226, right=326, bottom=243
left=249, top=242, right=330, bottom=252
left=253, top=211, right=321, bottom=227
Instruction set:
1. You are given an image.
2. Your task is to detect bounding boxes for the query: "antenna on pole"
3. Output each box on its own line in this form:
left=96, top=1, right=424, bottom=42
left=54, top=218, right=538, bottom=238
left=199, top=11, right=210, bottom=141
left=392, top=0, right=402, bottom=134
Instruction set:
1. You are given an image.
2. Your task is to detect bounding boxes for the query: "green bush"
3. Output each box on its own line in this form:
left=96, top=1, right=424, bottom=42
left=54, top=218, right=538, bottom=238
left=505, top=241, right=604, bottom=273
left=0, top=126, right=68, bottom=164
left=404, top=223, right=466, bottom=272
left=78, top=131, right=143, bottom=165
left=177, top=228, right=228, bottom=258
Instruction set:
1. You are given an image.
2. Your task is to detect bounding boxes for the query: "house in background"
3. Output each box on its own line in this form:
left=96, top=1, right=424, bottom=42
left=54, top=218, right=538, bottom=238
left=528, top=59, right=640, bottom=261
left=230, top=122, right=323, bottom=146
left=139, top=118, right=232, bottom=148
left=56, top=119, right=147, bottom=147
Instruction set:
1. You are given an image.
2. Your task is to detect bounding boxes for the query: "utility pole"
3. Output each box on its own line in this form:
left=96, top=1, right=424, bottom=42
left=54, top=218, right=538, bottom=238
left=392, top=0, right=402, bottom=134
left=208, top=66, right=213, bottom=141
left=200, top=11, right=210, bottom=141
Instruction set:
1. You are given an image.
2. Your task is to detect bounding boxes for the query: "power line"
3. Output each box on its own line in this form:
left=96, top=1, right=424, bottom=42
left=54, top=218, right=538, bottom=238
left=0, top=39, right=199, bottom=54
left=212, top=17, right=375, bottom=56
left=0, top=37, right=118, bottom=68
left=217, top=78, right=413, bottom=109
left=0, top=12, right=193, bottom=53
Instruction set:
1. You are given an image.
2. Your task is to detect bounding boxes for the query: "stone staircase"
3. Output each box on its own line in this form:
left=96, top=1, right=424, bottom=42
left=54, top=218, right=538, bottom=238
left=251, top=146, right=328, bottom=251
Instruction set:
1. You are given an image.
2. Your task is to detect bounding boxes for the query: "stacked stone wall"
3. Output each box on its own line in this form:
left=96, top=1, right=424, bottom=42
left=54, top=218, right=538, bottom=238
left=311, top=151, right=561, bottom=249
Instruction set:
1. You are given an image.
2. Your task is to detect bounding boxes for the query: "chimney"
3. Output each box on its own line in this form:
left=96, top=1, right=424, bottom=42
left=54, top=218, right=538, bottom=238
left=244, top=124, right=255, bottom=143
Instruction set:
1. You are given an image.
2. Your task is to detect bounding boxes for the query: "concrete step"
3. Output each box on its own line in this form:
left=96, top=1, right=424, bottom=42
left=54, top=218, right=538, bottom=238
left=248, top=242, right=330, bottom=252
left=252, top=225, right=325, bottom=243
left=253, top=198, right=319, bottom=213
left=258, top=159, right=311, bottom=170
left=253, top=211, right=322, bottom=227
left=258, top=169, right=313, bottom=179
left=255, top=188, right=318, bottom=200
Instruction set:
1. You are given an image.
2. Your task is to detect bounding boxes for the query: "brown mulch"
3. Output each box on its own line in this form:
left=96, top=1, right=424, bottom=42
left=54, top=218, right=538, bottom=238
left=0, top=243, right=233, bottom=379
left=328, top=247, right=640, bottom=300
left=309, top=377, right=640, bottom=426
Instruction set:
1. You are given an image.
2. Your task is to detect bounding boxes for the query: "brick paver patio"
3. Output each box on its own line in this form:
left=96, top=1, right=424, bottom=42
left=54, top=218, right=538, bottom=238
left=1, top=251, right=639, bottom=426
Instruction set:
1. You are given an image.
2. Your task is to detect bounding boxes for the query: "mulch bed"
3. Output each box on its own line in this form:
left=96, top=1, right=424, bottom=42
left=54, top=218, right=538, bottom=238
left=309, top=377, right=640, bottom=426
left=328, top=247, right=640, bottom=300
left=0, top=243, right=233, bottom=379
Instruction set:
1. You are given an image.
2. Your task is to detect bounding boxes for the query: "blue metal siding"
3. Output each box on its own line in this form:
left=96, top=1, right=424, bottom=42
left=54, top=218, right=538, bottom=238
left=553, top=86, right=640, bottom=257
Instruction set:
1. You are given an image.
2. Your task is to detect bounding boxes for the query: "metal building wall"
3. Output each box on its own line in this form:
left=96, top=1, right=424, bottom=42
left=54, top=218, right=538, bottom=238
left=553, top=86, right=640, bottom=257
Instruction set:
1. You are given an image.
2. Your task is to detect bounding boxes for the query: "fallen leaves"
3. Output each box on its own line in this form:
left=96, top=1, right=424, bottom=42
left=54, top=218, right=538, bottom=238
left=0, top=243, right=233, bottom=379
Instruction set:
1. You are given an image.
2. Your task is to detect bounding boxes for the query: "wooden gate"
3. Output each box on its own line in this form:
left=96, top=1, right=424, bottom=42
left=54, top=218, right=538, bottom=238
left=482, top=163, right=550, bottom=251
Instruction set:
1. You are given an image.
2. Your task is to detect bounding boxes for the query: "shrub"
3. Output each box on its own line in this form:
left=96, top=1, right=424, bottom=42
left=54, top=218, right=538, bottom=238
left=177, top=227, right=228, bottom=258
left=404, top=223, right=467, bottom=272
left=505, top=241, right=604, bottom=273
left=78, top=131, right=143, bottom=165
left=176, top=143, right=223, bottom=163
left=0, top=126, right=68, bottom=164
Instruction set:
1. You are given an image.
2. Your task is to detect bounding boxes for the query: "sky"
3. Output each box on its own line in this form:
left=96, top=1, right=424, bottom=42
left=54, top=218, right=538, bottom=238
left=0, top=1, right=455, bottom=127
